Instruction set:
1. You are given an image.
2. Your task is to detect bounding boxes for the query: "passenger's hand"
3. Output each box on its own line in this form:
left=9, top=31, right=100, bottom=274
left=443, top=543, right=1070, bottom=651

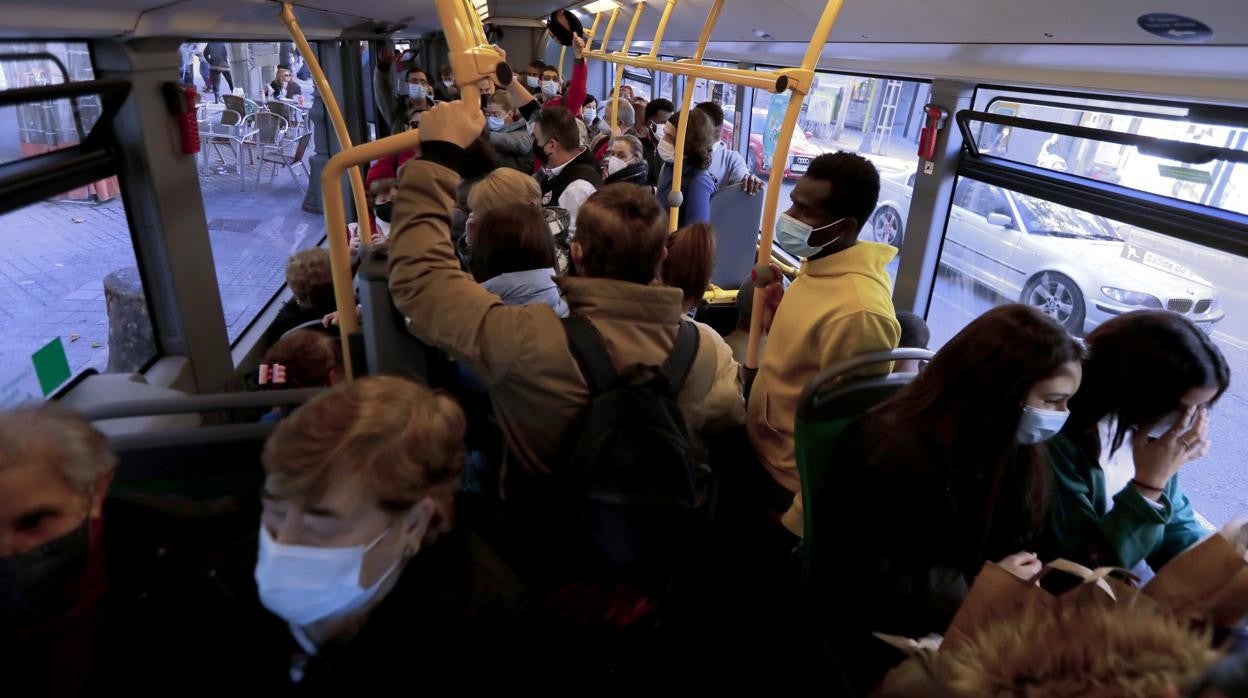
left=573, top=34, right=586, bottom=60
left=1132, top=406, right=1208, bottom=499
left=418, top=101, right=485, bottom=148
left=322, top=311, right=338, bottom=327
left=998, top=551, right=1042, bottom=581
left=740, top=174, right=764, bottom=196
left=752, top=263, right=785, bottom=334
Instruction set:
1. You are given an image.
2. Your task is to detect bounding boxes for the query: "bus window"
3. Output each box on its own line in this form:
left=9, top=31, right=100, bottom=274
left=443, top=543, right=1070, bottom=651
left=621, top=65, right=651, bottom=102
left=690, top=59, right=737, bottom=147
left=927, top=177, right=1245, bottom=527
left=0, top=189, right=154, bottom=392
left=752, top=71, right=930, bottom=273
left=183, top=41, right=326, bottom=344
left=973, top=89, right=1248, bottom=218
left=655, top=60, right=677, bottom=102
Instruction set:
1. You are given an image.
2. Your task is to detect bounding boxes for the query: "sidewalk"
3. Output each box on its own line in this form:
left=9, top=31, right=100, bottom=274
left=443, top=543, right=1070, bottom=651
left=0, top=103, right=323, bottom=377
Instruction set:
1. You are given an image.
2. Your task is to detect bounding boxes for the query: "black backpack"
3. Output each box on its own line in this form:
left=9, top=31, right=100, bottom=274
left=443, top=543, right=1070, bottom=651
left=561, top=316, right=701, bottom=572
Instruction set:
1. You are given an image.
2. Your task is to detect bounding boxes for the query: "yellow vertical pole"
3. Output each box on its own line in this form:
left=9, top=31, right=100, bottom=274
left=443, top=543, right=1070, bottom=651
left=667, top=0, right=724, bottom=232
left=280, top=2, right=370, bottom=377
left=745, top=0, right=847, bottom=370
left=586, top=12, right=604, bottom=43
left=609, top=2, right=645, bottom=132
left=646, top=0, right=678, bottom=58
left=559, top=45, right=567, bottom=79
left=598, top=6, right=622, bottom=53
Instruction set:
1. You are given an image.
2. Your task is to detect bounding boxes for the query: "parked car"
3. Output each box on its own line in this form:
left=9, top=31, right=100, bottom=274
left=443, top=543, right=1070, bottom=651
left=861, top=175, right=1226, bottom=335
left=721, top=103, right=828, bottom=180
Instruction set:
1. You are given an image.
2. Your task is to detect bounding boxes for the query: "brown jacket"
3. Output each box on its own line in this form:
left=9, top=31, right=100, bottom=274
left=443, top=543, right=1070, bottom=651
left=388, top=145, right=745, bottom=483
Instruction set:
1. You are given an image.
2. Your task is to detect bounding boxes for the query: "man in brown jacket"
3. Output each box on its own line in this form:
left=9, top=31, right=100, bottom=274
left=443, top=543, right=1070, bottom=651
left=388, top=100, right=744, bottom=492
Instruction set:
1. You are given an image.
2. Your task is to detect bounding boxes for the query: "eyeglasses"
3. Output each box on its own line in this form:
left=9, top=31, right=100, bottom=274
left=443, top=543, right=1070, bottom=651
left=407, top=121, right=421, bottom=129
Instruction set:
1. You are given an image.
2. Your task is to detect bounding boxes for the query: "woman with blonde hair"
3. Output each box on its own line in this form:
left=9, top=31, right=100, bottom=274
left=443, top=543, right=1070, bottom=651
left=196, top=376, right=526, bottom=691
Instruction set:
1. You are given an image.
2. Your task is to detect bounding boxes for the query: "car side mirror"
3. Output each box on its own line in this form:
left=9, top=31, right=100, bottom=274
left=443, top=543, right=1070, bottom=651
left=986, top=212, right=1014, bottom=228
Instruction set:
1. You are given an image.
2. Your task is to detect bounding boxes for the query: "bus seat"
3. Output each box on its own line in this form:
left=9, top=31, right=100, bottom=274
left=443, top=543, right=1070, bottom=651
left=707, top=185, right=764, bottom=291
left=359, top=246, right=435, bottom=382
left=77, top=388, right=323, bottom=500
left=794, top=348, right=933, bottom=588
left=59, top=372, right=201, bottom=436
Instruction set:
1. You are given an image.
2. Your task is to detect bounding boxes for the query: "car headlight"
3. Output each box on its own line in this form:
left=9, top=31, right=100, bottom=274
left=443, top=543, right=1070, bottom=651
left=1101, top=287, right=1163, bottom=308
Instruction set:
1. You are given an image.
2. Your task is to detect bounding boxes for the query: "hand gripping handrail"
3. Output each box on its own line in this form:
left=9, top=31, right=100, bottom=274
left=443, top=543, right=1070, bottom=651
left=304, top=0, right=502, bottom=378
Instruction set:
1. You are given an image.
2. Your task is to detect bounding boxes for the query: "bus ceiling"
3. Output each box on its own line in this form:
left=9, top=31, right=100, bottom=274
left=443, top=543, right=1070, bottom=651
left=0, top=0, right=1244, bottom=43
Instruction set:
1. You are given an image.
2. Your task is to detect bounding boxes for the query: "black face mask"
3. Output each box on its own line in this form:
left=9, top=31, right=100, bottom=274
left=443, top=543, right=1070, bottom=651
left=375, top=200, right=394, bottom=223
left=0, top=519, right=90, bottom=622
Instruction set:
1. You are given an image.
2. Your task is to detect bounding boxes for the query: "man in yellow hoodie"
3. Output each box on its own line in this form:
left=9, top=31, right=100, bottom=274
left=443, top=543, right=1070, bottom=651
left=747, top=152, right=901, bottom=537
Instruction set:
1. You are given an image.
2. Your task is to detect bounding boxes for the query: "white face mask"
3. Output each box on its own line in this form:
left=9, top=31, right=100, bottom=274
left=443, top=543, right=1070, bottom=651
left=525, top=75, right=540, bottom=89
left=1017, top=404, right=1069, bottom=444
left=541, top=80, right=559, bottom=97
left=1146, top=409, right=1184, bottom=439
left=656, top=138, right=676, bottom=163
left=442, top=79, right=455, bottom=88
left=486, top=115, right=505, bottom=131
left=254, top=525, right=400, bottom=627
left=606, top=155, right=629, bottom=176
left=407, top=83, right=426, bottom=101
left=582, top=107, right=597, bottom=122
left=775, top=213, right=844, bottom=259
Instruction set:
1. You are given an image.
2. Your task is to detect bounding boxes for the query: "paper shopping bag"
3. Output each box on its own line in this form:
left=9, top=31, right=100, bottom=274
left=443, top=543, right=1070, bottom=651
left=1145, top=530, right=1248, bottom=627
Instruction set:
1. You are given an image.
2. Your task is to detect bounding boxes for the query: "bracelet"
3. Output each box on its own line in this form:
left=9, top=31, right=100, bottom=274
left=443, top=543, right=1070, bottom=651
left=1131, top=478, right=1165, bottom=493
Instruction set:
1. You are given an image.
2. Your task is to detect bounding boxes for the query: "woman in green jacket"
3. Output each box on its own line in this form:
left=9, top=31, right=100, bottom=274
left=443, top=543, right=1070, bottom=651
left=1047, top=310, right=1229, bottom=571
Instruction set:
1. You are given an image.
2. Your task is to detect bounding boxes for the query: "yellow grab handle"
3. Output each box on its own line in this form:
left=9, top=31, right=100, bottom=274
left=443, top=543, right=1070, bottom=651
left=280, top=2, right=372, bottom=378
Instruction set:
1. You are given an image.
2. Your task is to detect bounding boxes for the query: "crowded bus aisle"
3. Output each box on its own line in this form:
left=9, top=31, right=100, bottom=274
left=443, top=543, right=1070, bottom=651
left=1, top=2, right=1247, bottom=696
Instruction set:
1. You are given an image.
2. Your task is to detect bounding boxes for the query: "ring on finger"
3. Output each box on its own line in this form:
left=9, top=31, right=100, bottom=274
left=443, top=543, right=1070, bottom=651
left=1179, top=438, right=1193, bottom=450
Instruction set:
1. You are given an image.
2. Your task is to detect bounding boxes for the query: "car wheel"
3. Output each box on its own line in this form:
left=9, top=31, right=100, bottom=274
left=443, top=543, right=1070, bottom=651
left=870, top=206, right=904, bottom=248
left=1022, top=272, right=1085, bottom=334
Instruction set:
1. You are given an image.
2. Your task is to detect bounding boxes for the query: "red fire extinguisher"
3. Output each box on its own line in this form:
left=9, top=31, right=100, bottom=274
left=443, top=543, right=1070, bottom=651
left=163, top=82, right=201, bottom=155
left=917, top=103, right=949, bottom=161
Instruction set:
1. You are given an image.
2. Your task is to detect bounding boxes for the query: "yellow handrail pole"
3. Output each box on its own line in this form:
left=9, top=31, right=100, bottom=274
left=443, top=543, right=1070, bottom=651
left=586, top=12, right=604, bottom=42
left=314, top=0, right=499, bottom=379
left=598, top=6, right=622, bottom=53
left=647, top=0, right=678, bottom=58
left=745, top=0, right=847, bottom=370
left=280, top=2, right=371, bottom=376
left=577, top=53, right=794, bottom=92
left=609, top=2, right=645, bottom=131
left=462, top=0, right=489, bottom=46
left=559, top=45, right=567, bottom=79
left=666, top=0, right=723, bottom=232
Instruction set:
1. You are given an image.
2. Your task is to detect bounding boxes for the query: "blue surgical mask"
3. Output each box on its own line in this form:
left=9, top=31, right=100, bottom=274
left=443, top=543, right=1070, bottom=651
left=1017, top=404, right=1069, bottom=444
left=486, top=115, right=505, bottom=131
left=541, top=80, right=559, bottom=97
left=526, top=75, right=540, bottom=89
left=407, top=83, right=426, bottom=101
left=775, top=213, right=843, bottom=259
left=254, top=526, right=400, bottom=627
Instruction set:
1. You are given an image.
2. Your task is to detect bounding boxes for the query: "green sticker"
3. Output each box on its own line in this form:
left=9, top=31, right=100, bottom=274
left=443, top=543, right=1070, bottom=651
left=32, top=337, right=71, bottom=396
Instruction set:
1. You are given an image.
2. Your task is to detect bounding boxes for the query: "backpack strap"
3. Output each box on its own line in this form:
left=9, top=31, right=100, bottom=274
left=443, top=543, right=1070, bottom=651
left=659, top=321, right=701, bottom=398
left=562, top=316, right=618, bottom=394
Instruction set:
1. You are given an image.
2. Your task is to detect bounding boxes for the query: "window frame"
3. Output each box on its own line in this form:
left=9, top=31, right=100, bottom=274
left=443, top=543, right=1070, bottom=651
left=955, top=85, right=1248, bottom=262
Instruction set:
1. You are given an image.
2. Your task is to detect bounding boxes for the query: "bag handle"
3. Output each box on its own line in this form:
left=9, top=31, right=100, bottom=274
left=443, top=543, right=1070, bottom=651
left=1027, top=559, right=1139, bottom=602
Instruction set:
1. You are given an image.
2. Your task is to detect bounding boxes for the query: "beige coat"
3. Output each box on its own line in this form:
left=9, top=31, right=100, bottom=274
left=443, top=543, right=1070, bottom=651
left=388, top=153, right=745, bottom=485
